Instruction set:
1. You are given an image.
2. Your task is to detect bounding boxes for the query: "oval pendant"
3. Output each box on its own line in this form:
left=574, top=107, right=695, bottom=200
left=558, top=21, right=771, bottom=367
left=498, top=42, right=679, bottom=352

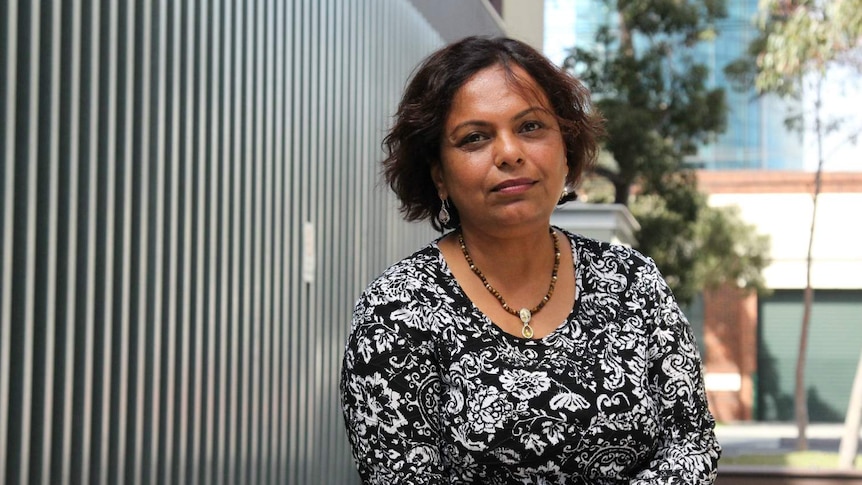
left=519, top=308, right=532, bottom=324
left=522, top=324, right=534, bottom=339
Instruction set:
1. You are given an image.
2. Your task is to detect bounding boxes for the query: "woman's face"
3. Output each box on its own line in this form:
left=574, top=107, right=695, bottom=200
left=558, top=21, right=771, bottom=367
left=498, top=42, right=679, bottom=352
left=432, top=64, right=568, bottom=235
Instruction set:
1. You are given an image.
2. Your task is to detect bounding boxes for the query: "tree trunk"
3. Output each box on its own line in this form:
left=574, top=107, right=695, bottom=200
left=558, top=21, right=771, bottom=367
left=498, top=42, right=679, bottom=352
left=838, top=345, right=862, bottom=468
left=795, top=75, right=825, bottom=452
left=795, top=287, right=812, bottom=451
left=613, top=180, right=630, bottom=206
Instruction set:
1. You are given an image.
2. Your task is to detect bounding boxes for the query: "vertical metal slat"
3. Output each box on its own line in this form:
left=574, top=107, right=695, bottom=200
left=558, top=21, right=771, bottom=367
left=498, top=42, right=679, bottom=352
left=278, top=2, right=297, bottom=482
left=79, top=0, right=100, bottom=482
left=57, top=1, right=82, bottom=482
left=190, top=2, right=207, bottom=483
left=227, top=0, right=242, bottom=480
left=39, top=0, right=62, bottom=482
left=269, top=0, right=285, bottom=480
left=97, top=0, right=118, bottom=480
left=114, top=1, right=135, bottom=482
left=288, top=0, right=303, bottom=480
left=177, top=0, right=196, bottom=482
left=256, top=0, right=273, bottom=481
left=240, top=0, right=254, bottom=478
left=248, top=1, right=263, bottom=482
left=14, top=2, right=40, bottom=484
left=160, top=0, right=181, bottom=480
left=0, top=0, right=16, bottom=479
left=202, top=0, right=221, bottom=482
left=215, top=1, right=232, bottom=481
left=149, top=0, right=169, bottom=478
left=132, top=0, right=152, bottom=481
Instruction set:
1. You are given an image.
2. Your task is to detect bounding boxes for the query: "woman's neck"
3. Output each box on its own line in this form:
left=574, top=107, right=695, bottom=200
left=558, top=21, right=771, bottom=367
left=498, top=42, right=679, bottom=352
left=455, top=224, right=558, bottom=284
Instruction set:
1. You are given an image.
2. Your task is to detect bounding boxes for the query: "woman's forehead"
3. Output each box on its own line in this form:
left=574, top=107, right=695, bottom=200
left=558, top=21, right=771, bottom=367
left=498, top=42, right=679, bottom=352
left=447, top=65, right=553, bottom=118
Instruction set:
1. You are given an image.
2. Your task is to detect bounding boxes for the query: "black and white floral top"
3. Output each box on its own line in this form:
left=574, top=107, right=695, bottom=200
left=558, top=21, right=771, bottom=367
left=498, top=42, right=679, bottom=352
left=340, top=229, right=720, bottom=484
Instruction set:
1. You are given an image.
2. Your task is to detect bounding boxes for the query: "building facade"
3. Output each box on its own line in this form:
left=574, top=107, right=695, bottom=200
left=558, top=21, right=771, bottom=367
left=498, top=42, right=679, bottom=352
left=545, top=0, right=804, bottom=171
left=0, top=1, right=514, bottom=483
left=699, top=171, right=862, bottom=422
left=690, top=0, right=803, bottom=170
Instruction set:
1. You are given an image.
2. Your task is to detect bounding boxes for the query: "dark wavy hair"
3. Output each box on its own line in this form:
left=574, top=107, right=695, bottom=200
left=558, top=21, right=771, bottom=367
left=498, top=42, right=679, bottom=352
left=383, top=36, right=605, bottom=231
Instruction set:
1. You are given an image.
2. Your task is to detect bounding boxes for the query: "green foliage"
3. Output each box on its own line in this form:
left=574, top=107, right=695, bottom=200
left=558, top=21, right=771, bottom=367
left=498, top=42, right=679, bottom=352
left=626, top=175, right=771, bottom=305
left=617, top=0, right=727, bottom=43
left=755, top=0, right=862, bottom=95
left=628, top=176, right=703, bottom=303
left=726, top=0, right=862, bottom=98
left=565, top=0, right=773, bottom=302
left=567, top=39, right=727, bottom=200
left=692, top=204, right=771, bottom=294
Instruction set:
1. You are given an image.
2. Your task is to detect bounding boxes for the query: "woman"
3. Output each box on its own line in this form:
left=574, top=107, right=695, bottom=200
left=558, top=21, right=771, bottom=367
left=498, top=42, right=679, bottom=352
left=340, top=36, right=720, bottom=484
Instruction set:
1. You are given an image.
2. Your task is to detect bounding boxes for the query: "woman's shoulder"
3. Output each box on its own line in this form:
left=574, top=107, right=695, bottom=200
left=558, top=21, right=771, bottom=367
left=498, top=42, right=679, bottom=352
left=348, top=241, right=451, bottom=352
left=357, top=241, right=444, bottom=306
left=559, top=227, right=654, bottom=269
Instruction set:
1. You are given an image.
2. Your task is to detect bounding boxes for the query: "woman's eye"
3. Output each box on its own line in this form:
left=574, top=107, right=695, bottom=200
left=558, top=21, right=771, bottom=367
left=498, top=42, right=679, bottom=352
left=521, top=121, right=542, bottom=132
left=459, top=133, right=486, bottom=146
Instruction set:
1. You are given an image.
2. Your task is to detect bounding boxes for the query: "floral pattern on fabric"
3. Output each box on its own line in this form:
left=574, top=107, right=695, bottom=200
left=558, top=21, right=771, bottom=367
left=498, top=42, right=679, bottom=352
left=341, top=229, right=720, bottom=484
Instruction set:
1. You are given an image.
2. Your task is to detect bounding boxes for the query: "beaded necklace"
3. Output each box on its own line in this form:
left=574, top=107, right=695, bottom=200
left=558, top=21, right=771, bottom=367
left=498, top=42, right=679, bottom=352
left=458, top=228, right=560, bottom=338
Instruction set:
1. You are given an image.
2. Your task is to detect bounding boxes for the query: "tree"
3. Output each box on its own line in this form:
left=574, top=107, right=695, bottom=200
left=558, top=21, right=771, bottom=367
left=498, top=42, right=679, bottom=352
left=565, top=0, right=727, bottom=206
left=692, top=204, right=771, bottom=294
left=581, top=171, right=771, bottom=302
left=563, top=0, right=768, bottom=304
left=728, top=0, right=862, bottom=452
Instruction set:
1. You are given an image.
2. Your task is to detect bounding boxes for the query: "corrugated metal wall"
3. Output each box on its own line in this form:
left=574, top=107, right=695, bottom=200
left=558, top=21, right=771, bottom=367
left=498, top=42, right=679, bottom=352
left=0, top=1, right=442, bottom=483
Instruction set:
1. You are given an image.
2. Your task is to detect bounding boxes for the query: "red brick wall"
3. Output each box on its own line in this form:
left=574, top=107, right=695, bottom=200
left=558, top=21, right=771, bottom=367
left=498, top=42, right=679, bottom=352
left=703, top=284, right=759, bottom=422
left=697, top=170, right=862, bottom=194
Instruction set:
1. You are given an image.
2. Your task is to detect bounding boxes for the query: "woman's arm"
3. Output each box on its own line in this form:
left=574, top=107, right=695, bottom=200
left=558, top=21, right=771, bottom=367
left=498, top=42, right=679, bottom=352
left=632, top=260, right=721, bottom=484
left=340, top=293, right=445, bottom=484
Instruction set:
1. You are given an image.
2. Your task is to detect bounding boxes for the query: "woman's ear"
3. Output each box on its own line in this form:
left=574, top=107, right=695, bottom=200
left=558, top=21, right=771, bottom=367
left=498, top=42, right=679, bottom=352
left=430, top=162, right=447, bottom=199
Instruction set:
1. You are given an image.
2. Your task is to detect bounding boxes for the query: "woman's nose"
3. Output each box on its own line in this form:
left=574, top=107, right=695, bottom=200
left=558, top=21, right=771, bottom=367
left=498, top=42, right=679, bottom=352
left=493, top=133, right=524, bottom=167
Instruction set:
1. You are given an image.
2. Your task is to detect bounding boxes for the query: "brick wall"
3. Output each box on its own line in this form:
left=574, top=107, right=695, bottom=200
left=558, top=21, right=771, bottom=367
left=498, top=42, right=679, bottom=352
left=703, top=284, right=759, bottom=422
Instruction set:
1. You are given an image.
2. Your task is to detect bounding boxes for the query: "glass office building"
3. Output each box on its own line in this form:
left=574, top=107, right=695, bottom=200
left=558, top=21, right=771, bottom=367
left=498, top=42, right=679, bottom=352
left=550, top=0, right=803, bottom=170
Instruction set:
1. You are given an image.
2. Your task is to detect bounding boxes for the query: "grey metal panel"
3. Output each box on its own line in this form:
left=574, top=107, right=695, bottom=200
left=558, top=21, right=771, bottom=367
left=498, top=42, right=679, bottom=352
left=79, top=4, right=102, bottom=482
left=133, top=0, right=154, bottom=482
left=200, top=1, right=218, bottom=481
left=178, top=2, right=197, bottom=481
left=0, top=0, right=16, bottom=479
left=216, top=0, right=230, bottom=476
left=0, top=0, right=456, bottom=483
left=19, top=3, right=42, bottom=485
left=97, top=0, right=117, bottom=480
left=60, top=1, right=84, bottom=483
left=409, top=0, right=506, bottom=43
left=151, top=1, right=168, bottom=481
left=286, top=0, right=300, bottom=480
left=108, top=2, right=131, bottom=483
left=38, top=1, right=61, bottom=483
left=273, top=0, right=289, bottom=482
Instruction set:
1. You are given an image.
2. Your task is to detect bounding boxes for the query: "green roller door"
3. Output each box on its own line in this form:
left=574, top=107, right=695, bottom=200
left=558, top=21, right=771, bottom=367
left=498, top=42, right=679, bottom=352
left=757, top=290, right=862, bottom=422
left=683, top=293, right=707, bottom=361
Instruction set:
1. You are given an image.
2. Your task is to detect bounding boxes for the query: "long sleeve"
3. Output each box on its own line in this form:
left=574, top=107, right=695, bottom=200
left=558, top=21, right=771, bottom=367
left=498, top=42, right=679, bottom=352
left=340, top=291, right=445, bottom=484
left=632, top=260, right=721, bottom=484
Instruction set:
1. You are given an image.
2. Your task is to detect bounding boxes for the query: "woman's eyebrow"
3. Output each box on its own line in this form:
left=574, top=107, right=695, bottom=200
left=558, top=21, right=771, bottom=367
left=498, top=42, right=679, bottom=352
left=448, top=107, right=548, bottom=136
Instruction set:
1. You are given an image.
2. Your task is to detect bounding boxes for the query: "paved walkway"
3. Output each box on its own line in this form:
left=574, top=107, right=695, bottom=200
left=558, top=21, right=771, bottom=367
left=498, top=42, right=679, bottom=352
left=716, top=423, right=862, bottom=457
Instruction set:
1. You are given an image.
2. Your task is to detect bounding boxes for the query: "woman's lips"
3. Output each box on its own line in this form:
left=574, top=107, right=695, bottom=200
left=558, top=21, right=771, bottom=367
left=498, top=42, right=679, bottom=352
left=493, top=178, right=535, bottom=193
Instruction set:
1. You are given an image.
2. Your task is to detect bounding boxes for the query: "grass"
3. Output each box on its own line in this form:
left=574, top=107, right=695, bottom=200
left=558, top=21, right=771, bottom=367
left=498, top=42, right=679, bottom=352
left=721, top=451, right=861, bottom=469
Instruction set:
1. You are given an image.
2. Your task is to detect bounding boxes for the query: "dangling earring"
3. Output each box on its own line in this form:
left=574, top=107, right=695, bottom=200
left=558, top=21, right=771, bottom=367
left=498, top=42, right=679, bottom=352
left=559, top=186, right=569, bottom=204
left=438, top=198, right=451, bottom=226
